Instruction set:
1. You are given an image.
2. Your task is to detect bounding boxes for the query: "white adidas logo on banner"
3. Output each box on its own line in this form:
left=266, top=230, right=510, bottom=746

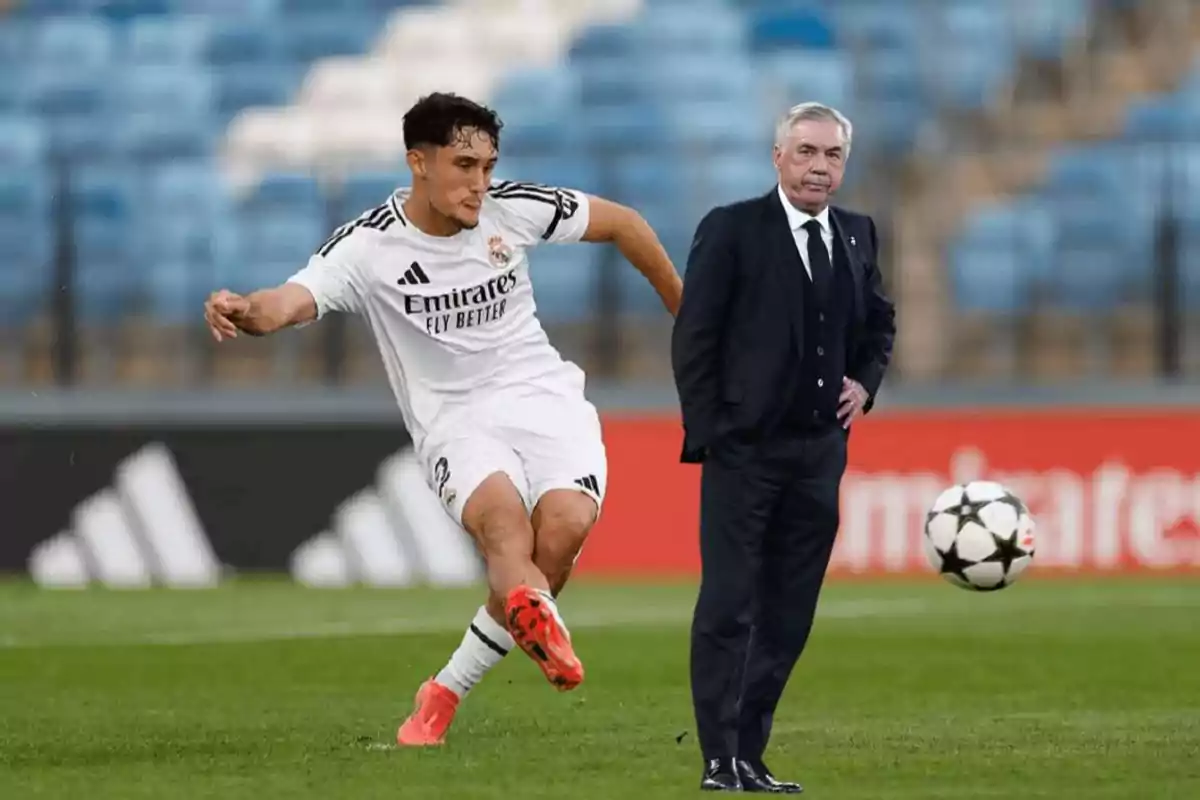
left=288, top=449, right=483, bottom=588
left=28, top=443, right=222, bottom=590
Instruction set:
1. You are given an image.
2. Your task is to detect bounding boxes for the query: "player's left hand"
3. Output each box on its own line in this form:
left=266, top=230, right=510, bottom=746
left=838, top=376, right=868, bottom=428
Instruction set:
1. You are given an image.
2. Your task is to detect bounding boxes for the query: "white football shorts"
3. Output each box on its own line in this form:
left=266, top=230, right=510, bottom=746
left=418, top=383, right=608, bottom=528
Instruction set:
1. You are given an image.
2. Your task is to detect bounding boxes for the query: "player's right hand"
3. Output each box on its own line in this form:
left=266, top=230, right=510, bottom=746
left=204, top=289, right=251, bottom=342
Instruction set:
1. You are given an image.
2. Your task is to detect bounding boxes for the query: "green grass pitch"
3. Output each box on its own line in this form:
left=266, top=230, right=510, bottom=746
left=0, top=576, right=1197, bottom=799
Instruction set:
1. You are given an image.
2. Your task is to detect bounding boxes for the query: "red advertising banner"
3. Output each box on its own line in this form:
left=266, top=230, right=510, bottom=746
left=577, top=410, right=1200, bottom=577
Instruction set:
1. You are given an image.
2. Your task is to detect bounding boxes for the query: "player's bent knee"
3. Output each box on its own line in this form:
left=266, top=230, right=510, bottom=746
left=532, top=489, right=597, bottom=569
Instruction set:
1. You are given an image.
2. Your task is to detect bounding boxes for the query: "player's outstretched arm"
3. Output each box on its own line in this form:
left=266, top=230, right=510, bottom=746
left=581, top=196, right=683, bottom=317
left=203, top=283, right=317, bottom=342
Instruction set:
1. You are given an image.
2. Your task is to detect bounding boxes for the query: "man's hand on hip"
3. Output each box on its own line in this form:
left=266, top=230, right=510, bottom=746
left=838, top=377, right=869, bottom=428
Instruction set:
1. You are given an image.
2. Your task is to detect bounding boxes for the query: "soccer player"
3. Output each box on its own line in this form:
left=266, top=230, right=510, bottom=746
left=203, top=93, right=683, bottom=746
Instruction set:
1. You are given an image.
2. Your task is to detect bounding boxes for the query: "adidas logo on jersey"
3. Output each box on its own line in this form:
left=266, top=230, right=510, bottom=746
left=573, top=474, right=601, bottom=496
left=396, top=261, right=430, bottom=286
left=288, top=450, right=483, bottom=589
left=27, top=444, right=223, bottom=589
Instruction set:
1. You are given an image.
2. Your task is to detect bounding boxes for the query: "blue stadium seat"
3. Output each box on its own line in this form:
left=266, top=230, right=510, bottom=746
left=1010, top=0, right=1089, bottom=60
left=23, top=63, right=113, bottom=117
left=574, top=57, right=643, bottom=108
left=243, top=173, right=326, bottom=217
left=696, top=154, right=776, bottom=207
left=757, top=51, right=854, bottom=113
left=228, top=212, right=324, bottom=290
left=69, top=166, right=141, bottom=322
left=202, top=19, right=282, bottom=65
left=14, top=0, right=96, bottom=16
left=214, top=64, right=299, bottom=122
left=949, top=200, right=1052, bottom=313
left=611, top=154, right=681, bottom=210
left=101, top=0, right=173, bottom=22
left=170, top=0, right=282, bottom=17
left=493, top=66, right=580, bottom=121
left=1037, top=187, right=1154, bottom=310
left=1169, top=146, right=1200, bottom=221
left=857, top=48, right=925, bottom=113
left=34, top=17, right=115, bottom=68
left=834, top=1, right=921, bottom=51
left=143, top=259, right=201, bottom=324
left=748, top=8, right=836, bottom=52
left=280, top=14, right=379, bottom=63
left=650, top=56, right=758, bottom=104
left=126, top=16, right=214, bottom=65
left=1044, top=144, right=1164, bottom=215
left=527, top=245, right=598, bottom=324
left=0, top=21, right=32, bottom=65
left=578, top=103, right=673, bottom=155
left=663, top=100, right=769, bottom=151
left=70, top=166, right=140, bottom=261
left=568, top=24, right=635, bottom=61
left=0, top=116, right=49, bottom=165
left=926, top=43, right=1013, bottom=108
left=73, top=260, right=136, bottom=323
left=337, top=172, right=407, bottom=219
left=116, top=113, right=218, bottom=161
left=1124, top=94, right=1200, bottom=142
left=0, top=71, right=19, bottom=114
left=120, top=67, right=215, bottom=116
left=0, top=167, right=53, bottom=241
left=0, top=167, right=54, bottom=318
left=47, top=114, right=119, bottom=162
left=634, top=7, right=747, bottom=55
left=616, top=251, right=669, bottom=313
left=140, top=213, right=228, bottom=322
left=146, top=161, right=230, bottom=222
left=114, top=67, right=217, bottom=160
left=498, top=118, right=578, bottom=158
left=277, top=0, right=394, bottom=13
left=925, top=3, right=1014, bottom=107
left=494, top=159, right=601, bottom=195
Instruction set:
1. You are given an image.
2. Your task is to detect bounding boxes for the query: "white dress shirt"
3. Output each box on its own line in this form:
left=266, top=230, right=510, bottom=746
left=776, top=184, right=833, bottom=282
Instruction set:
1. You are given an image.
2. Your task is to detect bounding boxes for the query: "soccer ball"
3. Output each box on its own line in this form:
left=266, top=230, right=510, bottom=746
left=922, top=481, right=1035, bottom=591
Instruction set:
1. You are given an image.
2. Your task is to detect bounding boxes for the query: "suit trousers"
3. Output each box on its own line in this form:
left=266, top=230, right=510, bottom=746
left=689, top=426, right=848, bottom=762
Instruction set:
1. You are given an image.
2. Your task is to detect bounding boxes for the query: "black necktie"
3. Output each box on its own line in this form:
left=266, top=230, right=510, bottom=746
left=803, top=219, right=832, bottom=301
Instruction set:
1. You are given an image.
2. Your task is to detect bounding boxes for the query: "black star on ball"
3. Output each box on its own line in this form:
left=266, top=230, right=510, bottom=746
left=954, top=498, right=991, bottom=533
left=982, top=529, right=1025, bottom=573
left=937, top=539, right=974, bottom=583
left=993, top=492, right=1029, bottom=518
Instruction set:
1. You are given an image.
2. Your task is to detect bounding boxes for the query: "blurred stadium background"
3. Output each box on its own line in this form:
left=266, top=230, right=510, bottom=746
left=1, top=0, right=1197, bottom=582
left=1, top=1, right=1198, bottom=796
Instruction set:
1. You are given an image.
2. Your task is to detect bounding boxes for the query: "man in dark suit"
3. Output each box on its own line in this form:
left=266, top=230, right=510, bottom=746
left=671, top=102, right=896, bottom=793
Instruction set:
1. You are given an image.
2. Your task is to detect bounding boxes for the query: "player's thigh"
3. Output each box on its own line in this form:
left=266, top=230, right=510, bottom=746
left=422, top=433, right=533, bottom=553
left=517, top=398, right=608, bottom=563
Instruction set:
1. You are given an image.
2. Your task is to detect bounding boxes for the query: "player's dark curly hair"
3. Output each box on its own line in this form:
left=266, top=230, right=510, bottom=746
left=403, top=93, right=503, bottom=150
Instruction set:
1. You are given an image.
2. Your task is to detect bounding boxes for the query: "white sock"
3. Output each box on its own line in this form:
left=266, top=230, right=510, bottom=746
left=435, top=606, right=515, bottom=698
left=534, top=588, right=571, bottom=635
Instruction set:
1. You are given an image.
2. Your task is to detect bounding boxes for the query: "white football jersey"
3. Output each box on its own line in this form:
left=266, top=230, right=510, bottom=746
left=286, top=181, right=592, bottom=450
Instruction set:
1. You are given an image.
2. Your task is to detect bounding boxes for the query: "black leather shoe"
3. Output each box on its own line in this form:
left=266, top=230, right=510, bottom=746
left=700, top=757, right=742, bottom=791
left=736, top=759, right=804, bottom=794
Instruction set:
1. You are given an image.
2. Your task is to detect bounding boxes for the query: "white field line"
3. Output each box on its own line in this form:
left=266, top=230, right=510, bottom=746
left=0, top=597, right=932, bottom=650
left=2, top=586, right=1196, bottom=650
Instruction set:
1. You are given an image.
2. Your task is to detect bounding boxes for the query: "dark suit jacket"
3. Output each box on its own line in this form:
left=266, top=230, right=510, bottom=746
left=670, top=189, right=896, bottom=464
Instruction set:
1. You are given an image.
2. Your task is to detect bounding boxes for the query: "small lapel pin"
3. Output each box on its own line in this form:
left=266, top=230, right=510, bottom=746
left=849, top=236, right=857, bottom=246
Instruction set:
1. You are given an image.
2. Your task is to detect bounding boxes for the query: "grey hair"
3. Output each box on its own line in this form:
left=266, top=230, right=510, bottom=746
left=774, top=102, right=853, bottom=155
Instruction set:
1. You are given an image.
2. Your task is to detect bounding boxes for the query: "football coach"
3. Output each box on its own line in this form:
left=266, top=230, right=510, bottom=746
left=670, top=102, right=896, bottom=793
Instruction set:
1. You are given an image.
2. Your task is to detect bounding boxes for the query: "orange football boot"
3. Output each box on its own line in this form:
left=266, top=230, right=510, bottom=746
left=505, top=585, right=584, bottom=691
left=396, top=679, right=460, bottom=746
